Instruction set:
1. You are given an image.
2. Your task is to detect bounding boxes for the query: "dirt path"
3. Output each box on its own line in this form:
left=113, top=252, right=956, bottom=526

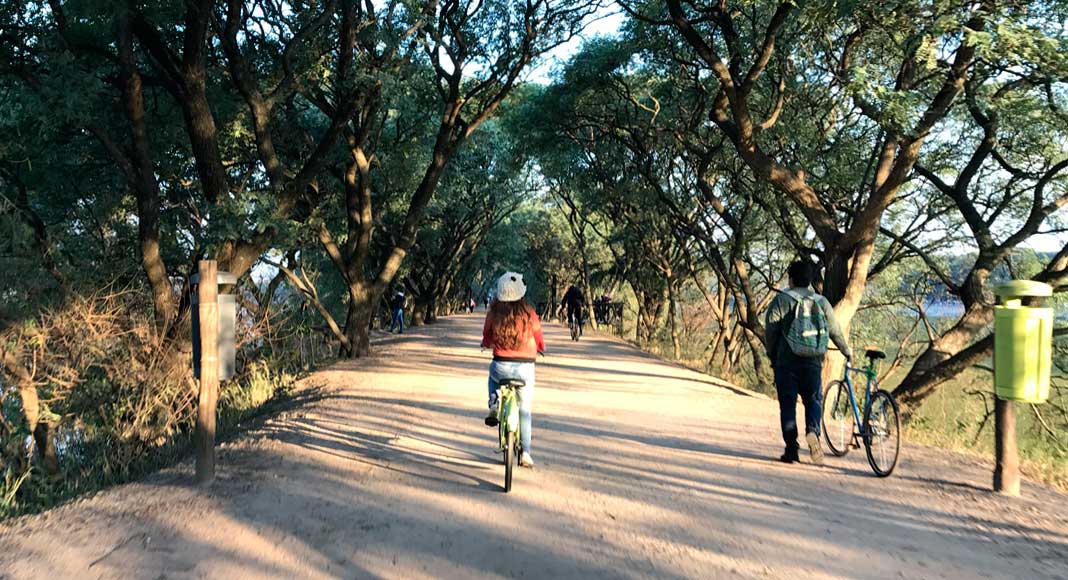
left=2, top=314, right=1067, bottom=579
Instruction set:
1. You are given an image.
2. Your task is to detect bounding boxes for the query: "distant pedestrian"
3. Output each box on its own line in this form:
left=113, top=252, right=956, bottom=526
left=764, top=260, right=852, bottom=465
left=389, top=291, right=406, bottom=334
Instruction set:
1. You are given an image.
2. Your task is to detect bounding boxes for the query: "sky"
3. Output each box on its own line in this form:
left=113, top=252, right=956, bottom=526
left=526, top=7, right=627, bottom=85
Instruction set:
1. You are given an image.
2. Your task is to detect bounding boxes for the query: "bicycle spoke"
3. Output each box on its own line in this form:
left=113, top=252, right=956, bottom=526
left=864, top=390, right=901, bottom=477
left=822, top=381, right=854, bottom=457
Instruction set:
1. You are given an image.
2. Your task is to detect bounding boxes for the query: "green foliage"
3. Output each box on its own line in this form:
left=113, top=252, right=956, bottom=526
left=3, top=0, right=1068, bottom=511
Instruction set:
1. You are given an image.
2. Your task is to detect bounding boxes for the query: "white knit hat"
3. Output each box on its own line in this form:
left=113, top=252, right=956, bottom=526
left=496, top=272, right=527, bottom=302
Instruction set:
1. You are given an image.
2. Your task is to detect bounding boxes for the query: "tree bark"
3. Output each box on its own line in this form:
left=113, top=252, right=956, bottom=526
left=32, top=422, right=60, bottom=476
left=668, top=278, right=681, bottom=360
left=343, top=282, right=376, bottom=357
left=117, top=11, right=175, bottom=333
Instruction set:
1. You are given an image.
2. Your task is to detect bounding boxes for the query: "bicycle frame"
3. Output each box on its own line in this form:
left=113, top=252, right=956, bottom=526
left=838, top=362, right=878, bottom=436
left=567, top=308, right=584, bottom=326
left=497, top=385, right=521, bottom=449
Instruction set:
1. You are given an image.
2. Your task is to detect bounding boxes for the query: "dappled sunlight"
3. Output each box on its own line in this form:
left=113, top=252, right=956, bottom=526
left=6, top=0, right=1068, bottom=576
left=3, top=316, right=1067, bottom=579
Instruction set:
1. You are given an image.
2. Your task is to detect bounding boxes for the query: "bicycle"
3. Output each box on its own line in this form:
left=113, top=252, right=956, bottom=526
left=568, top=308, right=584, bottom=341
left=821, top=349, right=902, bottom=477
left=488, top=378, right=525, bottom=492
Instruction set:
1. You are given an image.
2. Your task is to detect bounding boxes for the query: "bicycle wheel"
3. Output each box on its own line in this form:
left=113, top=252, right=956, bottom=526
left=570, top=321, right=578, bottom=341
left=504, top=431, right=515, bottom=492
left=863, top=390, right=901, bottom=477
left=822, top=381, right=854, bottom=457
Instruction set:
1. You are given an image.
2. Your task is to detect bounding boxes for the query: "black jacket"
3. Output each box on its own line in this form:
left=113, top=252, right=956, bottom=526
left=562, top=286, right=584, bottom=307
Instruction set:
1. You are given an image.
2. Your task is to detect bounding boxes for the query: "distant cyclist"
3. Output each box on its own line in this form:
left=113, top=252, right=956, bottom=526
left=561, top=284, right=585, bottom=329
left=481, top=272, right=545, bottom=468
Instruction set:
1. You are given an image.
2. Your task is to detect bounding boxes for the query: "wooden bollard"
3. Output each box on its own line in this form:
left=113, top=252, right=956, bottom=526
left=195, top=260, right=219, bottom=484
left=993, top=397, right=1020, bottom=496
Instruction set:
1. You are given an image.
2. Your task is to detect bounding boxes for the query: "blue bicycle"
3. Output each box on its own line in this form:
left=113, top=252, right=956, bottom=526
left=822, top=349, right=901, bottom=477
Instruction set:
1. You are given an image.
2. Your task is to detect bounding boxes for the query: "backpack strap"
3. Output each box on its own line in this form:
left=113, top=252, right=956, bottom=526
left=782, top=289, right=804, bottom=304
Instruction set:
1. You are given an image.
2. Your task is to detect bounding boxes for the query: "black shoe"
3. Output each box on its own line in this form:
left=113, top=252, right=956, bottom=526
left=779, top=451, right=799, bottom=463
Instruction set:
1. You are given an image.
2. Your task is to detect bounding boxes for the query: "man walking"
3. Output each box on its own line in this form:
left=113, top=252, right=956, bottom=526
left=764, top=261, right=852, bottom=465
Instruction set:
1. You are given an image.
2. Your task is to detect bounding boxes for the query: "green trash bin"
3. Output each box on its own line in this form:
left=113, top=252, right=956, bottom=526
left=993, top=281, right=1053, bottom=403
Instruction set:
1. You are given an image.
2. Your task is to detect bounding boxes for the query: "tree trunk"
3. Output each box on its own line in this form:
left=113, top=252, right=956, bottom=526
left=745, top=329, right=772, bottom=388
left=707, top=327, right=726, bottom=371
left=32, top=422, right=60, bottom=476
left=421, top=295, right=436, bottom=325
left=668, top=281, right=681, bottom=360
left=550, top=275, right=558, bottom=321
left=635, top=291, right=646, bottom=343
left=117, top=12, right=174, bottom=333
left=635, top=286, right=666, bottom=346
left=819, top=242, right=874, bottom=387
left=344, top=283, right=375, bottom=357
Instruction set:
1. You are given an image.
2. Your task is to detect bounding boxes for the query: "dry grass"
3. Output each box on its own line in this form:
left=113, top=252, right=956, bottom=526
left=1, top=287, right=335, bottom=518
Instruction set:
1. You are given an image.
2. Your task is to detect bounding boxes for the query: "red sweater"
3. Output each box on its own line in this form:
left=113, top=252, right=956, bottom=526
left=482, top=310, right=545, bottom=362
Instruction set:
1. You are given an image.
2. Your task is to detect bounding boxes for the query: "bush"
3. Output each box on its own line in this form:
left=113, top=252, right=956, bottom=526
left=0, top=289, right=334, bottom=519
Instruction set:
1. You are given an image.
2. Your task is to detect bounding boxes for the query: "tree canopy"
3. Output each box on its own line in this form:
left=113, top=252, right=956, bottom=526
left=3, top=0, right=1068, bottom=515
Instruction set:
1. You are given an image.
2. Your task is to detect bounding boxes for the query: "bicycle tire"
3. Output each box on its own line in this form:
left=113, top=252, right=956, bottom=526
left=863, top=390, right=901, bottom=477
left=822, top=381, right=854, bottom=457
left=504, top=431, right=515, bottom=492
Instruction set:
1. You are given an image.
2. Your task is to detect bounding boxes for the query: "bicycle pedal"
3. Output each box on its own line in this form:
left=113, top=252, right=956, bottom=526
left=485, top=416, right=499, bottom=427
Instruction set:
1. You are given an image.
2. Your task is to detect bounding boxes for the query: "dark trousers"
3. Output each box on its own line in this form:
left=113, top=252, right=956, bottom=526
left=774, top=363, right=823, bottom=452
left=566, top=304, right=582, bottom=326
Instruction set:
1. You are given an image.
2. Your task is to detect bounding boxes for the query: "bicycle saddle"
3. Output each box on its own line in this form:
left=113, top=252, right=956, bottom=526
left=499, top=379, right=526, bottom=388
left=864, top=349, right=887, bottom=360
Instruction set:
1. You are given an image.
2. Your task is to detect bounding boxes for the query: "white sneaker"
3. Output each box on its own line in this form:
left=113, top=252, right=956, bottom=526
left=484, top=404, right=498, bottom=427
left=519, top=452, right=534, bottom=468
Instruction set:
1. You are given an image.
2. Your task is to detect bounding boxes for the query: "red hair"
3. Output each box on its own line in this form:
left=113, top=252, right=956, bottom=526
left=489, top=298, right=535, bottom=350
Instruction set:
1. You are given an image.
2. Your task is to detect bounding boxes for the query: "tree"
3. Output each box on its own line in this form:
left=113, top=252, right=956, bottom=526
left=306, top=0, right=604, bottom=356
left=891, top=49, right=1068, bottom=406
left=403, top=124, right=529, bottom=323
left=622, top=0, right=1003, bottom=384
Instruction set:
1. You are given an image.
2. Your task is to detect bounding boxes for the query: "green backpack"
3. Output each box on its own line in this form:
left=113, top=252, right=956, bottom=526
left=783, top=290, right=829, bottom=357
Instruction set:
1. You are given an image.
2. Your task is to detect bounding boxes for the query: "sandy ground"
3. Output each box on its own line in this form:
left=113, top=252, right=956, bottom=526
left=1, top=314, right=1066, bottom=580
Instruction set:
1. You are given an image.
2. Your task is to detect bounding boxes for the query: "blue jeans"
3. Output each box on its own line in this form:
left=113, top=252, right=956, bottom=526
left=487, top=361, right=535, bottom=453
left=390, top=308, right=404, bottom=333
left=774, top=362, right=822, bottom=453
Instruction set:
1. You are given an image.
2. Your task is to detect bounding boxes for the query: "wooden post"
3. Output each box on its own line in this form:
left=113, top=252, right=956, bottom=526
left=195, top=260, right=219, bottom=484
left=993, top=396, right=1020, bottom=496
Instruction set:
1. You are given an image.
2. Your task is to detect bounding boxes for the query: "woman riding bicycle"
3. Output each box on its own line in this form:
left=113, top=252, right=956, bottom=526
left=481, top=272, right=545, bottom=468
